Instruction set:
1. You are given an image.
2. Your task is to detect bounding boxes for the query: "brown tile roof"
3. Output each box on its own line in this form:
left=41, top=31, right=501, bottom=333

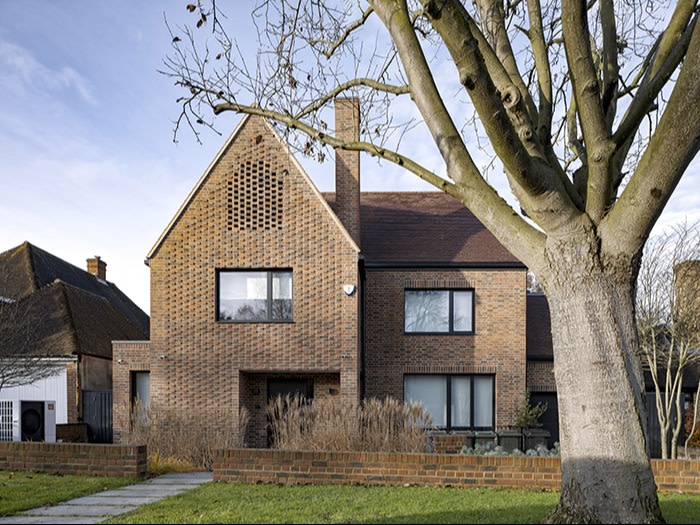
left=0, top=242, right=149, bottom=336
left=526, top=294, right=553, bottom=360
left=0, top=280, right=146, bottom=359
left=324, top=192, right=523, bottom=265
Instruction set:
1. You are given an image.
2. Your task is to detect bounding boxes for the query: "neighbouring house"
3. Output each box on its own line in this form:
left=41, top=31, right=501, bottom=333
left=525, top=276, right=700, bottom=458
left=113, top=99, right=534, bottom=449
left=0, top=242, right=149, bottom=442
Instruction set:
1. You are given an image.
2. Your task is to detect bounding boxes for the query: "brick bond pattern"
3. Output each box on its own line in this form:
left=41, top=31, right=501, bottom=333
left=526, top=361, right=556, bottom=392
left=0, top=442, right=147, bottom=478
left=213, top=449, right=700, bottom=493
left=364, top=270, right=528, bottom=428
left=114, top=115, right=360, bottom=448
left=112, top=341, right=151, bottom=443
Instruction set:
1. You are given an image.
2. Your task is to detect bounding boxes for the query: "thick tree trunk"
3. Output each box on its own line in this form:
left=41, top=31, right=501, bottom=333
left=541, top=234, right=664, bottom=524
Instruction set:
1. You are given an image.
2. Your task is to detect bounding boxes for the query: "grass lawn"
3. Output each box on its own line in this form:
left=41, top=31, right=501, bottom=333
left=0, top=471, right=138, bottom=517
left=104, top=482, right=700, bottom=524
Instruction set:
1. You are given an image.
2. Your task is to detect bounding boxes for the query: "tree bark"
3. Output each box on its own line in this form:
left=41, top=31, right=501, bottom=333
left=541, top=230, right=664, bottom=524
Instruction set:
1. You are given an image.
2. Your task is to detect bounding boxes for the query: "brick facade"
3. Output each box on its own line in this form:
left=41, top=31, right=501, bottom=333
left=0, top=442, right=147, bottom=478
left=213, top=448, right=700, bottom=494
left=114, top=115, right=360, bottom=448
left=364, top=269, right=527, bottom=429
left=112, top=341, right=151, bottom=443
left=527, top=361, right=556, bottom=392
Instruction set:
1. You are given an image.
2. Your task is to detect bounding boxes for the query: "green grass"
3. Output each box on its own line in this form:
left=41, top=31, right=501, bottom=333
left=104, top=483, right=700, bottom=524
left=0, top=471, right=138, bottom=517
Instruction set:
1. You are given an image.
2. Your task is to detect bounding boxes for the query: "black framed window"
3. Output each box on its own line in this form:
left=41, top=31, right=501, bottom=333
left=404, top=374, right=494, bottom=430
left=404, top=289, right=474, bottom=333
left=218, top=270, right=292, bottom=322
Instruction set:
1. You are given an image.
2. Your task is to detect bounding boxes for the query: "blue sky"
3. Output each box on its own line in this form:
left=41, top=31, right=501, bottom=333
left=1, top=1, right=698, bottom=313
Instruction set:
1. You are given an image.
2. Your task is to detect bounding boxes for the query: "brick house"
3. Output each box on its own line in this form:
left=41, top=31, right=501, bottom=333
left=113, top=99, right=532, bottom=448
left=0, top=242, right=149, bottom=442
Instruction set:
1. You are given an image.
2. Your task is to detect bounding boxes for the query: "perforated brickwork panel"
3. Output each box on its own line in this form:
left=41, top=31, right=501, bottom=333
left=228, top=160, right=283, bottom=231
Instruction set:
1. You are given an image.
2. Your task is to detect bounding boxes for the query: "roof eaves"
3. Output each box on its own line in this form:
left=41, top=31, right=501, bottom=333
left=147, top=113, right=254, bottom=260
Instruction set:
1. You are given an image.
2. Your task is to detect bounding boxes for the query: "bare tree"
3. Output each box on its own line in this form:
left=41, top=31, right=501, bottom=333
left=163, top=1, right=700, bottom=522
left=637, top=222, right=700, bottom=459
left=0, top=269, right=63, bottom=392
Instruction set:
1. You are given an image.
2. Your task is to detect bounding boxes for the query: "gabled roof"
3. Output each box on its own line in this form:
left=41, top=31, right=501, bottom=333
left=0, top=280, right=146, bottom=359
left=324, top=192, right=523, bottom=266
left=147, top=114, right=360, bottom=260
left=0, top=242, right=149, bottom=336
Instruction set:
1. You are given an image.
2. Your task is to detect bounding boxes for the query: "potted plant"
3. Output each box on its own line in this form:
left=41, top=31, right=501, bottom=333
left=515, top=391, right=550, bottom=451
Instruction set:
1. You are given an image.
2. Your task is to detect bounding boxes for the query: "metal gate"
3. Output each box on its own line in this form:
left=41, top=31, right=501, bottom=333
left=83, top=390, right=112, bottom=443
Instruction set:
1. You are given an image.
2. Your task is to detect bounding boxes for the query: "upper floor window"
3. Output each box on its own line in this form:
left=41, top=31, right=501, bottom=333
left=404, top=289, right=474, bottom=333
left=218, top=270, right=292, bottom=322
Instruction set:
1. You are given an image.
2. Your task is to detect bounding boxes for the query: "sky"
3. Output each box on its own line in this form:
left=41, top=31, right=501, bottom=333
left=1, top=1, right=699, bottom=314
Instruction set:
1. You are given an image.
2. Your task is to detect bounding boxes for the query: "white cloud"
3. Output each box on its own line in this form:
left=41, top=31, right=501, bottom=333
left=0, top=38, right=98, bottom=106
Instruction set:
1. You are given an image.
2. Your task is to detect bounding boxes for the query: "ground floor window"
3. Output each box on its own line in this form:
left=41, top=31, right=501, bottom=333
left=404, top=374, right=494, bottom=430
left=131, top=371, right=150, bottom=425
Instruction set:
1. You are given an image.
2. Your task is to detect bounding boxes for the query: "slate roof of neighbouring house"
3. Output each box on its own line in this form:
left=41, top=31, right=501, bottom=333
left=0, top=280, right=146, bottom=359
left=324, top=192, right=523, bottom=265
left=0, top=242, right=149, bottom=336
left=526, top=293, right=554, bottom=361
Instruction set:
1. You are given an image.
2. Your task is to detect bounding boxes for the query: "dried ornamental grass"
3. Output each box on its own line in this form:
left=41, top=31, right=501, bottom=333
left=127, top=399, right=249, bottom=471
left=267, top=395, right=432, bottom=452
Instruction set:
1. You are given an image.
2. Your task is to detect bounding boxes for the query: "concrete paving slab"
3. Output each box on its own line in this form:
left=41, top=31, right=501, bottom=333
left=65, top=495, right=163, bottom=506
left=24, top=504, right=138, bottom=517
left=109, top=486, right=193, bottom=497
left=1, top=471, right=212, bottom=525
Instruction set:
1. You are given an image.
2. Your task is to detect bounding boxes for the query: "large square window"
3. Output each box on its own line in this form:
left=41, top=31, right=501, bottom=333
left=405, top=289, right=474, bottom=333
left=404, top=374, right=493, bottom=430
left=218, top=270, right=292, bottom=322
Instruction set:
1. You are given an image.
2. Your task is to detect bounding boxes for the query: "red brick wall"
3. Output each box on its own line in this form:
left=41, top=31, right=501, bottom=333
left=134, top=115, right=360, bottom=447
left=214, top=449, right=559, bottom=490
left=364, top=269, right=527, bottom=429
left=527, top=361, right=556, bottom=392
left=213, top=449, right=700, bottom=494
left=0, top=442, right=147, bottom=478
left=66, top=361, right=78, bottom=424
left=112, top=341, right=151, bottom=443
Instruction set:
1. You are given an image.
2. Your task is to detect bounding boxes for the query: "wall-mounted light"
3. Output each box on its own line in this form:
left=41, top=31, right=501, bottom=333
left=343, top=284, right=356, bottom=296
left=159, top=355, right=166, bottom=360
left=117, top=358, right=125, bottom=364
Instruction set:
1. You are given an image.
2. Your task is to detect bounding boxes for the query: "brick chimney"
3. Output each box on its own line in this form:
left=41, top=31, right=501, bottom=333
left=87, top=256, right=107, bottom=281
left=335, top=97, right=361, bottom=246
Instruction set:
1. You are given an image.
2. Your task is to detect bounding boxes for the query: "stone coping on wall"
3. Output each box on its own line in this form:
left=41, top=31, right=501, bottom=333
left=0, top=442, right=147, bottom=479
left=213, top=449, right=700, bottom=494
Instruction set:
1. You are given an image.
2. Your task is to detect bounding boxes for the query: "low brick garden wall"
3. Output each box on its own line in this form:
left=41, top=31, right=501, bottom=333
left=214, top=449, right=561, bottom=490
left=0, top=442, right=147, bottom=478
left=214, top=449, right=700, bottom=493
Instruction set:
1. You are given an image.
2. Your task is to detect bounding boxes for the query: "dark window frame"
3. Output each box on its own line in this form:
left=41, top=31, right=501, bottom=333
left=216, top=269, right=293, bottom=323
left=404, top=288, right=475, bottom=335
left=404, top=373, right=495, bottom=431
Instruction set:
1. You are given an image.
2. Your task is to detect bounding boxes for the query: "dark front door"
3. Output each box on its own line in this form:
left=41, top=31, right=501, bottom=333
left=268, top=378, right=312, bottom=401
left=83, top=390, right=113, bottom=443
left=266, top=378, right=314, bottom=447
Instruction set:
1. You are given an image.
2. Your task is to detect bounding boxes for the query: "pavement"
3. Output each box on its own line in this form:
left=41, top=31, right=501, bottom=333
left=0, top=472, right=213, bottom=524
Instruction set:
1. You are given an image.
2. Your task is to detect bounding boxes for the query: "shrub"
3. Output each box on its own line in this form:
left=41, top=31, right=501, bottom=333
left=684, top=404, right=700, bottom=448
left=461, top=442, right=560, bottom=457
left=267, top=395, right=432, bottom=453
left=515, top=391, right=547, bottom=428
left=126, top=400, right=249, bottom=472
